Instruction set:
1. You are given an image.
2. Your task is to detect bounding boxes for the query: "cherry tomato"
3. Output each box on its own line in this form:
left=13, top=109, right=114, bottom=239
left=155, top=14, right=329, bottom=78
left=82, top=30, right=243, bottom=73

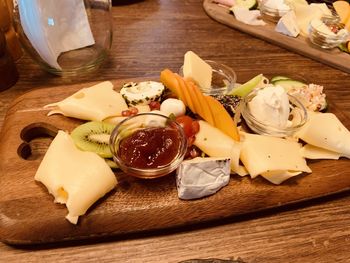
left=149, top=101, right=161, bottom=111
left=191, top=120, right=200, bottom=135
left=176, top=115, right=194, bottom=138
left=122, top=110, right=132, bottom=117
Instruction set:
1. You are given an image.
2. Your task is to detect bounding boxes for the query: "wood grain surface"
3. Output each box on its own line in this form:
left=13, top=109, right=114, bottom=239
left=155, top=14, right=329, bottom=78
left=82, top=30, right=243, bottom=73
left=1, top=0, right=350, bottom=262
left=203, top=0, right=350, bottom=74
left=0, top=80, right=349, bottom=245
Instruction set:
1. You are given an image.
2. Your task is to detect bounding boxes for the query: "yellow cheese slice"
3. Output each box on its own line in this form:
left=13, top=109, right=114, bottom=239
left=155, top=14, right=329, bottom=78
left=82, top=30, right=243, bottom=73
left=35, top=130, right=117, bottom=224
left=301, top=144, right=342, bottom=160
left=194, top=120, right=242, bottom=173
left=261, top=170, right=302, bottom=185
left=294, top=4, right=330, bottom=36
left=295, top=112, right=350, bottom=158
left=45, top=81, right=128, bottom=121
left=240, top=132, right=311, bottom=179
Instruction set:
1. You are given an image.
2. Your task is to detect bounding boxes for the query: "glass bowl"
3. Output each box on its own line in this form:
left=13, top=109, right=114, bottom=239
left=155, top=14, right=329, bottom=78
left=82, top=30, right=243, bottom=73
left=179, top=60, right=236, bottom=96
left=308, top=16, right=349, bottom=49
left=240, top=87, right=308, bottom=137
left=109, top=113, right=188, bottom=179
left=12, top=0, right=113, bottom=76
left=258, top=0, right=292, bottom=23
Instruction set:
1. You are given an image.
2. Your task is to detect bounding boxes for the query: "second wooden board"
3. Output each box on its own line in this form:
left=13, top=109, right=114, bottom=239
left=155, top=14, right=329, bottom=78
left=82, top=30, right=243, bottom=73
left=203, top=0, right=350, bottom=74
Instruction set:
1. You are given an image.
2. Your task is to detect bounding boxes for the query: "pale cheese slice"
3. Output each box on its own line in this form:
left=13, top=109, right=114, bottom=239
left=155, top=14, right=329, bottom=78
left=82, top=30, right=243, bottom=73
left=301, top=144, right=342, bottom=160
left=230, top=7, right=266, bottom=26
left=261, top=170, right=302, bottom=185
left=240, top=132, right=311, bottom=179
left=35, top=130, right=117, bottom=224
left=183, top=51, right=212, bottom=91
left=194, top=120, right=242, bottom=174
left=295, top=112, right=350, bottom=158
left=45, top=81, right=128, bottom=121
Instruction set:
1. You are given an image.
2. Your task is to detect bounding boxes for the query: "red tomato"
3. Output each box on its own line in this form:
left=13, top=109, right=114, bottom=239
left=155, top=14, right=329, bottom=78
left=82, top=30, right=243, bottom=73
left=129, top=107, right=139, bottom=115
left=122, top=110, right=132, bottom=117
left=176, top=115, right=194, bottom=138
left=149, top=101, right=161, bottom=111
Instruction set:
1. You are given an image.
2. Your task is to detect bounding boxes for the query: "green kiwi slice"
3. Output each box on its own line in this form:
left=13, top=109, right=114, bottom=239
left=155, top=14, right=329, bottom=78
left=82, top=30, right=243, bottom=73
left=71, top=121, right=116, bottom=158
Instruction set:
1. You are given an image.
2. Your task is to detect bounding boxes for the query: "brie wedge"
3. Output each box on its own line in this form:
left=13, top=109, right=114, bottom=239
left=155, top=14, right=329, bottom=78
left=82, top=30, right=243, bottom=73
left=275, top=11, right=300, bottom=37
left=35, top=131, right=117, bottom=224
left=176, top=157, right=231, bottom=200
left=45, top=81, right=128, bottom=121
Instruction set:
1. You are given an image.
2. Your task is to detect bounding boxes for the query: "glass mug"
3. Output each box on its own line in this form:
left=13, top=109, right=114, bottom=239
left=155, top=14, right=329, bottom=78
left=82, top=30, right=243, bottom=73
left=12, top=0, right=113, bottom=76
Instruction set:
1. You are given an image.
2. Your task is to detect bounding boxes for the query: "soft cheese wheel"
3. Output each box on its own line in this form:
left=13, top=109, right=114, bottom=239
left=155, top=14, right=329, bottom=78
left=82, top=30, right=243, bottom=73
left=35, top=131, right=117, bottom=224
left=295, top=112, right=350, bottom=158
left=45, top=81, right=128, bottom=121
left=240, top=132, right=311, bottom=179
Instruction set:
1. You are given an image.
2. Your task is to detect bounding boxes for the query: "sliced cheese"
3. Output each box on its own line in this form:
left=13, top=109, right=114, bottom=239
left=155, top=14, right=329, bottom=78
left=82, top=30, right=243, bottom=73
left=35, top=130, right=117, bottom=224
left=240, top=132, right=311, bottom=179
left=301, top=144, right=342, bottom=160
left=176, top=157, right=231, bottom=200
left=183, top=51, right=212, bottom=91
left=295, top=112, right=350, bottom=158
left=45, top=81, right=128, bottom=121
left=194, top=120, right=242, bottom=173
left=261, top=170, right=302, bottom=185
left=230, top=6, right=266, bottom=26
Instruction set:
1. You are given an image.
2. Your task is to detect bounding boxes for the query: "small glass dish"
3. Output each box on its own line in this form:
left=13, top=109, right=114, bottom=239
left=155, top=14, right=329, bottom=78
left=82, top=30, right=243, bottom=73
left=179, top=60, right=236, bottom=96
left=240, top=88, right=308, bottom=137
left=258, top=0, right=292, bottom=23
left=308, top=15, right=349, bottom=49
left=109, top=113, right=187, bottom=179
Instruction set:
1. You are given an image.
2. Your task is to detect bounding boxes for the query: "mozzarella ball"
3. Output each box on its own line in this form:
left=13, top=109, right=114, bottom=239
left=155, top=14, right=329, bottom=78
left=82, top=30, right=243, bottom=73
left=160, top=98, right=186, bottom=117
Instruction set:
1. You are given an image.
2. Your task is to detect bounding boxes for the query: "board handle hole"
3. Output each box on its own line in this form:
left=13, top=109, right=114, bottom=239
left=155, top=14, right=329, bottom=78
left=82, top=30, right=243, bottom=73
left=17, top=123, right=58, bottom=160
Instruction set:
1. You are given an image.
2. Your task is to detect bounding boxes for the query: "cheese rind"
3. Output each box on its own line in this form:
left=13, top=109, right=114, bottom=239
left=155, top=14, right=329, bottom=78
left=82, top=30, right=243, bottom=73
left=176, top=157, right=231, bottom=200
left=275, top=11, right=300, bottom=37
left=35, top=131, right=117, bottom=224
left=45, top=81, right=128, bottom=121
left=183, top=51, right=212, bottom=91
left=240, top=132, right=311, bottom=179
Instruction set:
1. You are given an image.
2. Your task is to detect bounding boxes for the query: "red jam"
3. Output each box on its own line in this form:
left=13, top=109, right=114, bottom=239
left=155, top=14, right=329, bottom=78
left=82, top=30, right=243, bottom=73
left=118, top=127, right=181, bottom=169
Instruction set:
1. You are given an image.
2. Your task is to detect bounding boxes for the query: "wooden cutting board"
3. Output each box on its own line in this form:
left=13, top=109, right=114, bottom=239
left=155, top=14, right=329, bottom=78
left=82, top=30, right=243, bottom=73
left=203, top=0, right=350, bottom=74
left=1, top=79, right=350, bottom=245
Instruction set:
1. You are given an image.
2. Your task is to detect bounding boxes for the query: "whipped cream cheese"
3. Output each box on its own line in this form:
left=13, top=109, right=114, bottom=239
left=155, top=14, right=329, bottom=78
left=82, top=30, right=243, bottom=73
left=248, top=85, right=290, bottom=128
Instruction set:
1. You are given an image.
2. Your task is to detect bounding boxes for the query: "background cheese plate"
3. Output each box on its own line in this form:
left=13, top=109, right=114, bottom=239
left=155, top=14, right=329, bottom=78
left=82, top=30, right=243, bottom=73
left=203, top=0, right=350, bottom=74
left=0, top=78, right=350, bottom=245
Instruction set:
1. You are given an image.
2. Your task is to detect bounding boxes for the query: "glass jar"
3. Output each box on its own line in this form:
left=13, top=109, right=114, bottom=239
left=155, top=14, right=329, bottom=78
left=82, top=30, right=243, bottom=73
left=12, top=0, right=113, bottom=76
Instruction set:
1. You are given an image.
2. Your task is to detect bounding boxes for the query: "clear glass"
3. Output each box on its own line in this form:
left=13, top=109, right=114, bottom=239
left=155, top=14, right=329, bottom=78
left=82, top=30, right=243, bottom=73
left=109, top=113, right=188, bottom=179
left=258, top=0, right=292, bottom=23
left=308, top=15, right=349, bottom=49
left=179, top=60, right=236, bottom=96
left=240, top=88, right=308, bottom=137
left=12, top=0, right=112, bottom=76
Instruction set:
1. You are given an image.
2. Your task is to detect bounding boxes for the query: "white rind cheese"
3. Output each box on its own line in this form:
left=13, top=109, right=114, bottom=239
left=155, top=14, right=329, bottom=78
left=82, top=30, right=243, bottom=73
left=176, top=157, right=231, bottom=200
left=295, top=112, right=350, bottom=158
left=183, top=51, right=213, bottom=91
left=35, top=130, right=117, bottom=224
left=45, top=81, right=128, bottom=121
left=240, top=132, right=311, bottom=180
left=275, top=11, right=300, bottom=37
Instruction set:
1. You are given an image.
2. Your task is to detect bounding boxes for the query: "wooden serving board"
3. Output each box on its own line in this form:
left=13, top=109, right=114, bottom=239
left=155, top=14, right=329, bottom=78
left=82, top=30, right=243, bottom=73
left=203, top=0, right=350, bottom=74
left=1, top=79, right=350, bottom=245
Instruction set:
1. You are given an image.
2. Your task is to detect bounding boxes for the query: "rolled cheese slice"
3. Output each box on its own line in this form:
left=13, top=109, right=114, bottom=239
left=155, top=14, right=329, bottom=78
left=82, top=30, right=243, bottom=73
left=295, top=112, right=350, bottom=158
left=194, top=120, right=242, bottom=174
left=45, top=81, right=128, bottom=121
left=240, top=132, right=311, bottom=182
left=35, top=130, right=117, bottom=224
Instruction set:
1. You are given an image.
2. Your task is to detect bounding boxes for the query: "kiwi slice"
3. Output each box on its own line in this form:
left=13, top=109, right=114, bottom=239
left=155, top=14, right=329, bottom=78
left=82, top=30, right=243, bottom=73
left=71, top=121, right=116, bottom=158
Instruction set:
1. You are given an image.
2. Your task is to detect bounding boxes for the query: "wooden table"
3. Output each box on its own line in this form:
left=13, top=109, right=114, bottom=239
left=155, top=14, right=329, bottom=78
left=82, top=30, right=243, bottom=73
left=1, top=0, right=350, bottom=262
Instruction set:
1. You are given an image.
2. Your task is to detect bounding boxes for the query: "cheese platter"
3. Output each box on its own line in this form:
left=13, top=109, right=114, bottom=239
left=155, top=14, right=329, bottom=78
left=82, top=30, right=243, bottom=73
left=203, top=0, right=350, bottom=74
left=1, top=58, right=350, bottom=245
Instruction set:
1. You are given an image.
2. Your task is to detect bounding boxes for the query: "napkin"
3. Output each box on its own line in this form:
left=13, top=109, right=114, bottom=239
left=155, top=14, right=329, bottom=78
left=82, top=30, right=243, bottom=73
left=17, top=0, right=95, bottom=70
left=176, top=157, right=231, bottom=200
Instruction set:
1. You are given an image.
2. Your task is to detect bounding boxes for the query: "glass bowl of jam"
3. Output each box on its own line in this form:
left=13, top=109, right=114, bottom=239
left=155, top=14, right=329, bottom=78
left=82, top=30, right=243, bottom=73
left=179, top=60, right=237, bottom=96
left=109, top=113, right=188, bottom=179
left=258, top=0, right=293, bottom=23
